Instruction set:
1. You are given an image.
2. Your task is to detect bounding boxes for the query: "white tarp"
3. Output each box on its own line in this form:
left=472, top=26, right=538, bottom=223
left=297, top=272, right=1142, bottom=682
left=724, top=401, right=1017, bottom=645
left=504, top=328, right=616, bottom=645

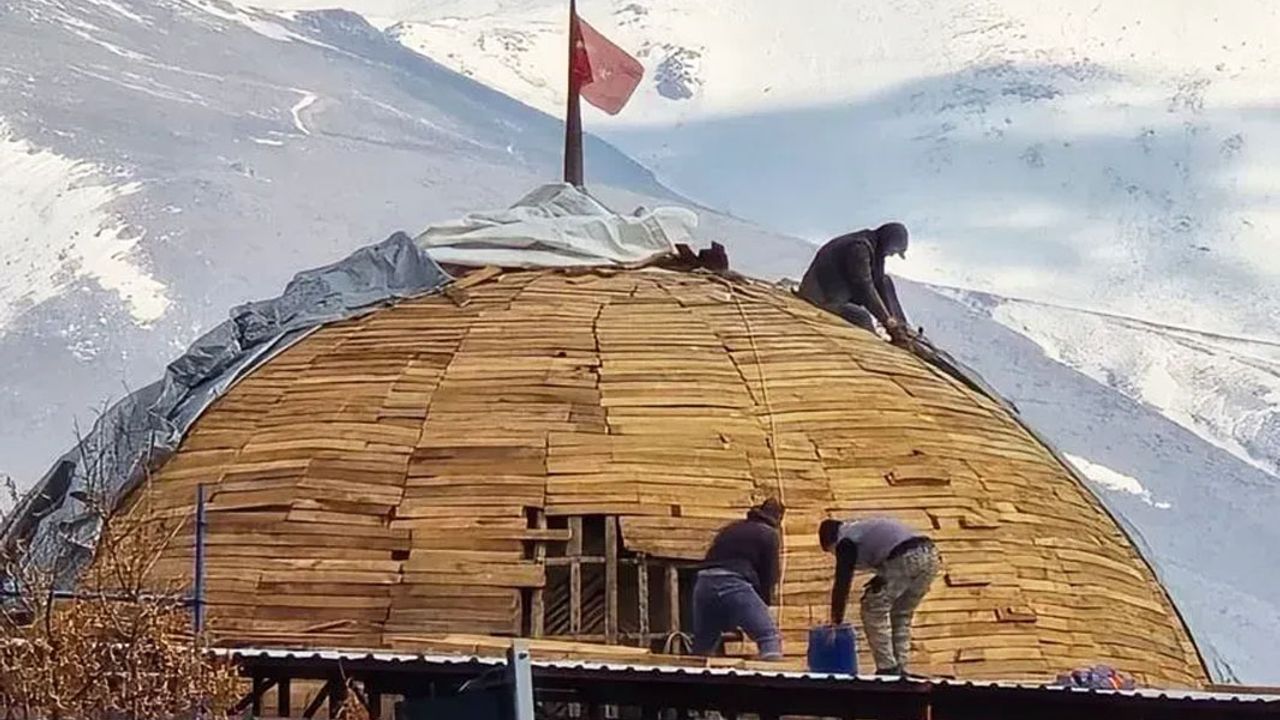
left=415, top=183, right=695, bottom=268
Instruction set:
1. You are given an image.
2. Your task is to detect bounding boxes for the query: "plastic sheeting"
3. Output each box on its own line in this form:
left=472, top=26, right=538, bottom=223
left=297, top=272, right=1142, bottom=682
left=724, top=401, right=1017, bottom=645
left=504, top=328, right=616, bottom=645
left=415, top=183, right=693, bottom=268
left=1, top=232, right=451, bottom=587
left=1, top=184, right=699, bottom=586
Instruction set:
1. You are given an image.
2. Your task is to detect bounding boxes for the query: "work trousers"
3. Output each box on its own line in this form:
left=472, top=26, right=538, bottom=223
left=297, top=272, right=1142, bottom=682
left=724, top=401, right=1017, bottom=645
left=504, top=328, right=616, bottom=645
left=691, top=569, right=783, bottom=660
left=861, top=542, right=941, bottom=671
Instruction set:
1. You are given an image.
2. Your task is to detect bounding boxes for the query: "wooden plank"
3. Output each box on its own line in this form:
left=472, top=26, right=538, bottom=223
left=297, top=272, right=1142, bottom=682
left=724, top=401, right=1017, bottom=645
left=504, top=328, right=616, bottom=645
left=637, top=554, right=650, bottom=646
left=667, top=565, right=680, bottom=635
left=569, top=516, right=582, bottom=636
left=531, top=509, right=547, bottom=638
left=605, top=516, right=618, bottom=644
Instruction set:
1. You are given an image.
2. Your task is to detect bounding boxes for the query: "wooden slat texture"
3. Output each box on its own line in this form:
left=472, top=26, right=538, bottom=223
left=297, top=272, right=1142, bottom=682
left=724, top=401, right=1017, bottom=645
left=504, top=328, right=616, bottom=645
left=106, top=268, right=1207, bottom=688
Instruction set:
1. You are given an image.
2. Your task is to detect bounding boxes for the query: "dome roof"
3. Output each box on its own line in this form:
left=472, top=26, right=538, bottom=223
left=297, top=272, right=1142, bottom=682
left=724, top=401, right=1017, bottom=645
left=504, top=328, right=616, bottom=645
left=128, top=268, right=1206, bottom=686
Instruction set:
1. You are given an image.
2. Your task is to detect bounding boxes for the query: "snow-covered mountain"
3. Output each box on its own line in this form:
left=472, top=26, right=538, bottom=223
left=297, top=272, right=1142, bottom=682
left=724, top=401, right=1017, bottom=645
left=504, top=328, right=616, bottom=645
left=264, top=0, right=1280, bottom=519
left=899, top=280, right=1280, bottom=685
left=0, top=0, right=816, bottom=481
left=3, top=0, right=1279, bottom=684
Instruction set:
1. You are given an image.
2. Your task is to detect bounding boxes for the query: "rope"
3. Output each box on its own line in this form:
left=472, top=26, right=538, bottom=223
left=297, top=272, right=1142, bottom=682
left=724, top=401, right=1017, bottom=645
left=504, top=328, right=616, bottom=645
left=722, top=278, right=789, bottom=626
left=662, top=631, right=692, bottom=656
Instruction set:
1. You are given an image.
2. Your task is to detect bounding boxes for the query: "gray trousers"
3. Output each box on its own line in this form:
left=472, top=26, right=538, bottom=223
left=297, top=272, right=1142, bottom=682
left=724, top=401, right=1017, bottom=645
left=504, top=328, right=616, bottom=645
left=861, top=543, right=941, bottom=671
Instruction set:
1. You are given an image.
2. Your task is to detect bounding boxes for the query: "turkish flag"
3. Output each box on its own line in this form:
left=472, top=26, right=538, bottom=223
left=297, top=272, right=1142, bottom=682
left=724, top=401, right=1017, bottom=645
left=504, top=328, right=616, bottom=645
left=570, top=13, right=644, bottom=115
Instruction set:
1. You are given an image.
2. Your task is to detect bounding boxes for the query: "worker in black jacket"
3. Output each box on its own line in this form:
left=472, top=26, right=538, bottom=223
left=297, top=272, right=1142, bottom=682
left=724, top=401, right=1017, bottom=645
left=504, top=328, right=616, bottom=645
left=691, top=498, right=785, bottom=660
left=798, top=223, right=914, bottom=345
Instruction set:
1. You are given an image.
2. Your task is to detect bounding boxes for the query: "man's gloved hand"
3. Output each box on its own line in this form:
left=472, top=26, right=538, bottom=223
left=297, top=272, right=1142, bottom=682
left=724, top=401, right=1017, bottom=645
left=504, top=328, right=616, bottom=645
left=885, top=319, right=910, bottom=346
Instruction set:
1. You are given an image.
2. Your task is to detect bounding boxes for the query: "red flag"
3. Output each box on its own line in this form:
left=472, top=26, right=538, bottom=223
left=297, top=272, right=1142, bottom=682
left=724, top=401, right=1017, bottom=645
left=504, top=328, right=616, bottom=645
left=570, top=12, right=644, bottom=116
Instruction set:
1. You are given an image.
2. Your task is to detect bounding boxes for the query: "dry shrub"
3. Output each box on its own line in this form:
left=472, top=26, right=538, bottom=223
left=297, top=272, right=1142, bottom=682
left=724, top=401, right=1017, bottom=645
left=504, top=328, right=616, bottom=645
left=0, top=472, right=242, bottom=719
left=334, top=680, right=371, bottom=720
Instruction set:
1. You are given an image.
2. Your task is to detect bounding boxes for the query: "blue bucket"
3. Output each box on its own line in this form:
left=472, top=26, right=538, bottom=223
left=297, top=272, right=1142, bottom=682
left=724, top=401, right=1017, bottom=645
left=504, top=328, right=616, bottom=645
left=807, top=624, right=858, bottom=674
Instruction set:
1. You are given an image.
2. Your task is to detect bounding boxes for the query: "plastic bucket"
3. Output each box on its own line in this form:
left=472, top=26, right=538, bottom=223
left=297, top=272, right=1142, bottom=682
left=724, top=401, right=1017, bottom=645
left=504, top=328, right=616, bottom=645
left=807, top=624, right=858, bottom=674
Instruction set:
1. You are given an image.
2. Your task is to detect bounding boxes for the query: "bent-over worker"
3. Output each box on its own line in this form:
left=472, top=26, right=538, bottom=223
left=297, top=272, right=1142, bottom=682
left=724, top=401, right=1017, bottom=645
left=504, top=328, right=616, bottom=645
left=798, top=223, right=914, bottom=345
left=819, top=516, right=940, bottom=676
left=691, top=498, right=786, bottom=660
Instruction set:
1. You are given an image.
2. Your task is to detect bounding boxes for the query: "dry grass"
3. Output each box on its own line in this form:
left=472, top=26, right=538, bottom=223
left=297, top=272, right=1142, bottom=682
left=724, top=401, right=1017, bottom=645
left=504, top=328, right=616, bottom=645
left=0, top=468, right=242, bottom=720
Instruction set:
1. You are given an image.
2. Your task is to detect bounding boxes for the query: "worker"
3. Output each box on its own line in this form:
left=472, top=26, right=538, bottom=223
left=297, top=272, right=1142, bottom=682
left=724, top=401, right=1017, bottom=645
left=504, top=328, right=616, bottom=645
left=797, top=223, right=915, bottom=345
left=691, top=498, right=786, bottom=660
left=818, top=516, right=940, bottom=676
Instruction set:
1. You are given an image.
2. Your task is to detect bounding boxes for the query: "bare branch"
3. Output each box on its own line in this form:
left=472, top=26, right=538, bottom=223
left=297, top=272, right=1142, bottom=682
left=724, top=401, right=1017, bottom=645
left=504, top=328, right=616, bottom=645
left=0, top=422, right=242, bottom=719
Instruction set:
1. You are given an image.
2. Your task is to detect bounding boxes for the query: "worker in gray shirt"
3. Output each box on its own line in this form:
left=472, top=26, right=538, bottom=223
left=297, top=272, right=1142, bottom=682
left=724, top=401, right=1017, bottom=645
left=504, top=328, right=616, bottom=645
left=819, top=516, right=940, bottom=676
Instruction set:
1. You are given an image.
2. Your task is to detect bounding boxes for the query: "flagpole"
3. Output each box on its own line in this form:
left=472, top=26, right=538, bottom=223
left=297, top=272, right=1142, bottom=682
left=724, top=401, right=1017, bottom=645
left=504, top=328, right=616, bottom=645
left=563, top=0, right=584, bottom=188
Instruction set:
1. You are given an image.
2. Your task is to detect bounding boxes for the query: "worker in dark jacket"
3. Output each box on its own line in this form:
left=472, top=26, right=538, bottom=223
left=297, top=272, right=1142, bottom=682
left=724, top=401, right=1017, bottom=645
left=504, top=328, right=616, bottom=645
left=798, top=223, right=913, bottom=344
left=819, top=516, right=940, bottom=676
left=691, top=498, right=785, bottom=660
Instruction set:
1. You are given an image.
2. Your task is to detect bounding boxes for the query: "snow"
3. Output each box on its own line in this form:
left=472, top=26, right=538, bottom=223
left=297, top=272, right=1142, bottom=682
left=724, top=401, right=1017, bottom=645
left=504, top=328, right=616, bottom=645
left=83, top=0, right=151, bottom=25
left=256, top=0, right=1280, bottom=342
left=958, top=290, right=1280, bottom=478
left=289, top=90, right=317, bottom=135
left=1064, top=452, right=1172, bottom=509
left=181, top=0, right=339, bottom=49
left=67, top=28, right=154, bottom=61
left=0, top=120, right=168, bottom=333
left=265, top=0, right=1280, bottom=479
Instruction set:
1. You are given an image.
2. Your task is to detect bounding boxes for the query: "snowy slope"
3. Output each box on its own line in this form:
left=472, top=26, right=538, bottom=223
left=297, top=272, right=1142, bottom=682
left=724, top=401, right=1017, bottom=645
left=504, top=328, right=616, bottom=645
left=0, top=0, right=815, bottom=482
left=309, top=0, right=1280, bottom=482
left=0, top=122, right=164, bottom=333
left=898, top=279, right=1280, bottom=685
left=935, top=286, right=1280, bottom=478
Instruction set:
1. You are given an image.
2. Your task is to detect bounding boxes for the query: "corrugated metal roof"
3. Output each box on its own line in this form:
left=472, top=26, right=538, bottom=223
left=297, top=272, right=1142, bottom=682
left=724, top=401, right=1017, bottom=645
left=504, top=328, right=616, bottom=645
left=217, top=646, right=1280, bottom=705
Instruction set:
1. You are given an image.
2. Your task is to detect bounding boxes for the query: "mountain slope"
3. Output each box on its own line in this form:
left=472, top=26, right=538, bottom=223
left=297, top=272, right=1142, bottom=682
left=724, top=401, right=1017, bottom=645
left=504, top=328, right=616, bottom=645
left=333, top=0, right=1280, bottom=481
left=899, top=280, right=1280, bottom=684
left=264, top=0, right=1280, bottom=545
left=0, top=0, right=815, bottom=482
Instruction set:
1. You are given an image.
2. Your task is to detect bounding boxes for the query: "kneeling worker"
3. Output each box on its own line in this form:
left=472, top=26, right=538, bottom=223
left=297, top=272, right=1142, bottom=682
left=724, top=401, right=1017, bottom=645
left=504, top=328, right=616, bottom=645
left=819, top=516, right=940, bottom=676
left=692, top=498, right=786, bottom=660
left=798, top=223, right=914, bottom=346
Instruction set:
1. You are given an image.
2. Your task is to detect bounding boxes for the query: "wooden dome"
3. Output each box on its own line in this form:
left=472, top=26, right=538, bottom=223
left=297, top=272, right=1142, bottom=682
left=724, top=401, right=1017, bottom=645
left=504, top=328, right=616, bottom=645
left=129, top=267, right=1206, bottom=686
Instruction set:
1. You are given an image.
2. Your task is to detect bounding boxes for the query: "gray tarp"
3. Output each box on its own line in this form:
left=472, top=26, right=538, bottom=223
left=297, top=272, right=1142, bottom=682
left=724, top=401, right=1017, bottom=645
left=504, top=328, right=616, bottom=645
left=0, top=183, right=695, bottom=586
left=1, top=231, right=450, bottom=587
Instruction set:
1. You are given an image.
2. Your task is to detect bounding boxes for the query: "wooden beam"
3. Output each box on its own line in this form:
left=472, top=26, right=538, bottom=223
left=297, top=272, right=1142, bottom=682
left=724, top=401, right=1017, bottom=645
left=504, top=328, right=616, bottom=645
left=232, top=676, right=276, bottom=716
left=605, top=516, right=618, bottom=643
left=546, top=555, right=606, bottom=566
left=327, top=680, right=345, bottom=720
left=278, top=676, right=291, bottom=718
left=569, top=516, right=582, bottom=635
left=302, top=679, right=333, bottom=719
left=253, top=677, right=271, bottom=717
left=637, top=553, right=650, bottom=647
left=531, top=509, right=547, bottom=637
left=666, top=565, right=680, bottom=634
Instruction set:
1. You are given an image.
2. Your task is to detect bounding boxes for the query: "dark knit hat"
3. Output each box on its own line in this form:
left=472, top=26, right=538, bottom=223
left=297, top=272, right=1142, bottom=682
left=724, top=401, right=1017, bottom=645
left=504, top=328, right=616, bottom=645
left=747, top=497, right=786, bottom=527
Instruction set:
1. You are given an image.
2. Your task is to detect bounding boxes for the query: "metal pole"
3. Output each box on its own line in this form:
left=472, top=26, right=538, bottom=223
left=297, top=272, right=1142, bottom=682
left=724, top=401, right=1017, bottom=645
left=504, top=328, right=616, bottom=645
left=193, top=483, right=207, bottom=634
left=563, top=0, right=585, bottom=187
left=508, top=640, right=535, bottom=720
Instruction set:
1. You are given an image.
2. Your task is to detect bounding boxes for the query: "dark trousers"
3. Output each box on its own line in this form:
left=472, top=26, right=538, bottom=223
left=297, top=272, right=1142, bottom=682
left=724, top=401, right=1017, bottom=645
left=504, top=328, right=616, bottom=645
left=691, top=569, right=782, bottom=659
